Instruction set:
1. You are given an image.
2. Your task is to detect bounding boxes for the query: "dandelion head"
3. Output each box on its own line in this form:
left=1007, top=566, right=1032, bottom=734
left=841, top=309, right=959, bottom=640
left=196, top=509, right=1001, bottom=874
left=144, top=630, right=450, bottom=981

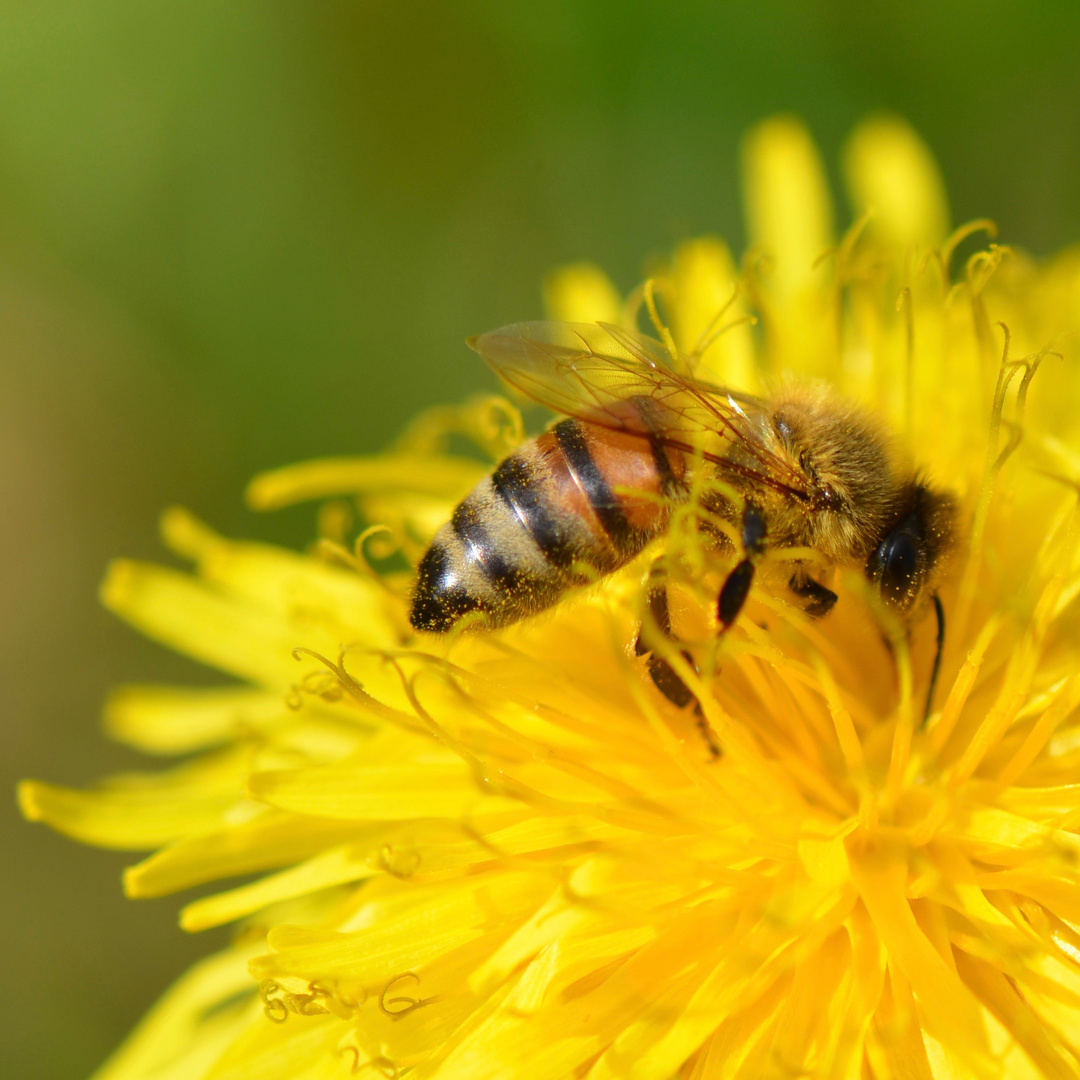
left=20, top=117, right=1080, bottom=1079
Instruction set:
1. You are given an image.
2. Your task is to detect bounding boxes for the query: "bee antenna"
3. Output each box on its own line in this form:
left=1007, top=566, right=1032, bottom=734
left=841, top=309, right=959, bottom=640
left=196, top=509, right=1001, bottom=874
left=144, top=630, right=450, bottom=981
left=922, top=594, right=945, bottom=727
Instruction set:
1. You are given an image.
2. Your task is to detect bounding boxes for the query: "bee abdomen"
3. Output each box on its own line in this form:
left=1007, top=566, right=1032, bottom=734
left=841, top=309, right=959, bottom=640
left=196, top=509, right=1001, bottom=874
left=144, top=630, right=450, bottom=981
left=410, top=467, right=564, bottom=632
left=410, top=413, right=684, bottom=632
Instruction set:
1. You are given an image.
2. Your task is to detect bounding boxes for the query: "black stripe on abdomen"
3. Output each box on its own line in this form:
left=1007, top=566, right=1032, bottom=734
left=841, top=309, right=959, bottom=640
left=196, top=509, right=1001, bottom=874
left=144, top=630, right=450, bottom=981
left=553, top=419, right=635, bottom=552
left=646, top=430, right=681, bottom=498
left=451, top=498, right=535, bottom=593
left=629, top=394, right=682, bottom=499
left=491, top=451, right=578, bottom=568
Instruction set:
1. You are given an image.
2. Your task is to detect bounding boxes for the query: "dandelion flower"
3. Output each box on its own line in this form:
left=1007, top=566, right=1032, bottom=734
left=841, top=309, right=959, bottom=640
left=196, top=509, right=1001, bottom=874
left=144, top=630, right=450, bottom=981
left=21, top=115, right=1080, bottom=1079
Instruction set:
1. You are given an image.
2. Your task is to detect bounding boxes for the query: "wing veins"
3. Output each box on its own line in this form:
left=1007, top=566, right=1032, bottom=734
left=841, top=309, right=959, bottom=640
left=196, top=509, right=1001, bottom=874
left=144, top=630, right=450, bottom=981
left=471, top=320, right=813, bottom=499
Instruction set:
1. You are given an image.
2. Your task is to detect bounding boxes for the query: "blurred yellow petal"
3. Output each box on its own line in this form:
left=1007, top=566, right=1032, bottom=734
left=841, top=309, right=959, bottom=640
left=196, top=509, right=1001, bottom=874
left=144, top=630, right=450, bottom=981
left=849, top=843, right=996, bottom=1074
left=124, top=812, right=370, bottom=898
left=203, top=1014, right=344, bottom=1080
left=246, top=455, right=484, bottom=511
left=543, top=261, right=623, bottom=323
left=101, top=560, right=308, bottom=688
left=18, top=776, right=239, bottom=850
left=740, top=116, right=839, bottom=381
left=93, top=945, right=261, bottom=1080
left=246, top=760, right=519, bottom=821
left=254, top=872, right=550, bottom=986
left=667, top=237, right=760, bottom=391
left=105, top=685, right=291, bottom=755
left=844, top=115, right=950, bottom=249
left=179, top=844, right=380, bottom=932
left=741, top=115, right=834, bottom=297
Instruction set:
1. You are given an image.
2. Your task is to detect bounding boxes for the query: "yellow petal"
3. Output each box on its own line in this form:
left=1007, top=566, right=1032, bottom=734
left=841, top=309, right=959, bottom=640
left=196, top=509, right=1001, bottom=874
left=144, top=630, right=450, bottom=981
left=470, top=877, right=618, bottom=998
left=105, top=684, right=291, bottom=754
left=943, top=806, right=1080, bottom=868
left=866, top=966, right=936, bottom=1080
left=501, top=924, right=657, bottom=1016
left=92, top=945, right=260, bottom=1080
left=124, top=811, right=369, bottom=898
left=847, top=841, right=996, bottom=1076
left=161, top=507, right=398, bottom=649
left=180, top=844, right=382, bottom=932
left=831, top=902, right=886, bottom=1078
left=844, top=115, right=950, bottom=249
left=741, top=115, right=834, bottom=297
left=254, top=871, right=549, bottom=985
left=588, top=887, right=854, bottom=1079
left=543, top=261, right=623, bottom=323
left=246, top=760, right=519, bottom=820
left=768, top=931, right=855, bottom=1076
left=668, top=237, right=759, bottom=391
left=688, top=977, right=791, bottom=1078
left=101, top=559, right=310, bottom=688
left=18, top=770, right=241, bottom=851
left=798, top=834, right=851, bottom=890
left=246, top=455, right=483, bottom=511
left=955, top=949, right=1080, bottom=1079
left=203, top=1013, right=343, bottom=1080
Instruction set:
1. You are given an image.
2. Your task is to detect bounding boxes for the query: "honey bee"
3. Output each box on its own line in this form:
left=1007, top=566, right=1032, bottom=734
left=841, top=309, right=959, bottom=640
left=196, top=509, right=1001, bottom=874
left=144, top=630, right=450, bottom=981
left=410, top=321, right=957, bottom=718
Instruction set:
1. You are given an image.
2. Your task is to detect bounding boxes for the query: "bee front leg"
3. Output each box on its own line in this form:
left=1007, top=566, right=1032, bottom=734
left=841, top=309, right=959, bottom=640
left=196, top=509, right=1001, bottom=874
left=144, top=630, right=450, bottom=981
left=716, top=501, right=767, bottom=630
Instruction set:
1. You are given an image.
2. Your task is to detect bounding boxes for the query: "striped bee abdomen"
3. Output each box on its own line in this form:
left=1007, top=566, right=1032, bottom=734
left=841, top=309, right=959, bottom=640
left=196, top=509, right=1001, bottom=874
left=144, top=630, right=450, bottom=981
left=410, top=411, right=685, bottom=632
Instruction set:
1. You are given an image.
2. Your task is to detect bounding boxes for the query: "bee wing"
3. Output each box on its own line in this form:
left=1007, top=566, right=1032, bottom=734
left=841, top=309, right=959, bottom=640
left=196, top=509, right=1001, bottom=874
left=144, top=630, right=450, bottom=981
left=469, top=320, right=810, bottom=497
left=470, top=320, right=668, bottom=408
left=471, top=321, right=738, bottom=437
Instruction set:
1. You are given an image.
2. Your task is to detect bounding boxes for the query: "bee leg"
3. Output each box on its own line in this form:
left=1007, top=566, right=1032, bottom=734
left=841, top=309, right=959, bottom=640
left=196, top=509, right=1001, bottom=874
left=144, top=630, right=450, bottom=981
left=717, top=561, right=755, bottom=628
left=634, top=565, right=673, bottom=655
left=692, top=707, right=722, bottom=758
left=634, top=571, right=695, bottom=708
left=634, top=566, right=721, bottom=758
left=716, top=501, right=767, bottom=630
left=788, top=570, right=838, bottom=619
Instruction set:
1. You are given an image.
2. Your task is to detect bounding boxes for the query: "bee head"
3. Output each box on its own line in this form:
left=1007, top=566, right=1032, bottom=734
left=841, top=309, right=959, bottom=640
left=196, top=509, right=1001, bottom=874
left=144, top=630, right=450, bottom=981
left=866, top=482, right=957, bottom=614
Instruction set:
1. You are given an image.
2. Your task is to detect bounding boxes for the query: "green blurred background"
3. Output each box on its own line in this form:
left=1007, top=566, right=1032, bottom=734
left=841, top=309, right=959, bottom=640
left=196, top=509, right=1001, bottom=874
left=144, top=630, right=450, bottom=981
left=5, top=2, right=1079, bottom=1076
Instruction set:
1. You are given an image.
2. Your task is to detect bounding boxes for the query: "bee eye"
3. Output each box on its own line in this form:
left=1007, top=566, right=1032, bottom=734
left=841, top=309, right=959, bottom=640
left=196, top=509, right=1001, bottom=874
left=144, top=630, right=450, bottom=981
left=868, top=524, right=921, bottom=609
left=775, top=415, right=795, bottom=446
